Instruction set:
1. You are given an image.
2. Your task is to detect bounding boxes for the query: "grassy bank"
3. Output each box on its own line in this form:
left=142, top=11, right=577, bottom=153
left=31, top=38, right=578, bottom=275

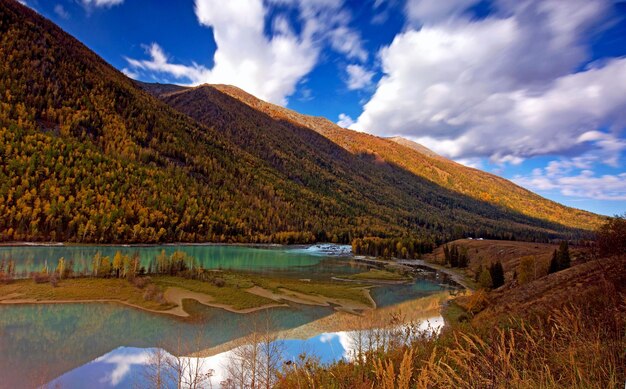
left=0, top=271, right=375, bottom=315
left=0, top=278, right=176, bottom=312
left=345, top=269, right=412, bottom=282
left=277, top=254, right=626, bottom=388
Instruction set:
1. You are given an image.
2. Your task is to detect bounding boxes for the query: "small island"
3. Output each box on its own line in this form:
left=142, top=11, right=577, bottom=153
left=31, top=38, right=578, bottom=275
left=0, top=250, right=375, bottom=316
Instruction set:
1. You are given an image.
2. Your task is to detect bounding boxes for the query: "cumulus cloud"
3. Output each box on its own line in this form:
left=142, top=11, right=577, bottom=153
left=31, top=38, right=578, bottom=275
left=514, top=159, right=626, bottom=201
left=352, top=0, right=625, bottom=166
left=345, top=64, right=375, bottom=90
left=125, top=0, right=365, bottom=105
left=337, top=113, right=355, bottom=127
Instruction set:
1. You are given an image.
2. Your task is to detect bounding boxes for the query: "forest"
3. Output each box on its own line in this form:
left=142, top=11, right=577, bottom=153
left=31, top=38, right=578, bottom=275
left=0, top=1, right=605, bottom=244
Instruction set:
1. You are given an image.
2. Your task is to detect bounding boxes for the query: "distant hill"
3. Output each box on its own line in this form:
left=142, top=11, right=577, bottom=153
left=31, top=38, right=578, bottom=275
left=388, top=137, right=441, bottom=159
left=206, top=85, right=602, bottom=233
left=0, top=0, right=603, bottom=243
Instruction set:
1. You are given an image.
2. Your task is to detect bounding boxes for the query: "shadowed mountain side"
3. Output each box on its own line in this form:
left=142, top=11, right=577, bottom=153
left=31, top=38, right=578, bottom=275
left=143, top=83, right=593, bottom=241
left=0, top=0, right=385, bottom=243
left=0, top=0, right=601, bottom=243
left=208, top=84, right=603, bottom=232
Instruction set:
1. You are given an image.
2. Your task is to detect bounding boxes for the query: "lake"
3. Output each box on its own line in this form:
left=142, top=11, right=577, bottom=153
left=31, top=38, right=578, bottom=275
left=0, top=243, right=359, bottom=279
left=0, top=244, right=454, bottom=388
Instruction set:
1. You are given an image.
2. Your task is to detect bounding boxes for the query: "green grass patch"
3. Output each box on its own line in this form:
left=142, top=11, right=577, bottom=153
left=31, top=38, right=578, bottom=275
left=0, top=278, right=174, bottom=311
left=248, top=275, right=373, bottom=307
left=153, top=276, right=275, bottom=310
left=346, top=269, right=411, bottom=281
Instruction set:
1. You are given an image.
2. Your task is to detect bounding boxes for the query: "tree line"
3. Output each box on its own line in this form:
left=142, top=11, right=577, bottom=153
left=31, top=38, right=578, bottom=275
left=351, top=237, right=435, bottom=259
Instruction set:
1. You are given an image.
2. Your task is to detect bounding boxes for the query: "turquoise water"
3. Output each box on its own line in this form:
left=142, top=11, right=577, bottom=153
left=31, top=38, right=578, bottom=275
left=0, top=244, right=360, bottom=279
left=0, top=301, right=335, bottom=388
left=0, top=244, right=451, bottom=388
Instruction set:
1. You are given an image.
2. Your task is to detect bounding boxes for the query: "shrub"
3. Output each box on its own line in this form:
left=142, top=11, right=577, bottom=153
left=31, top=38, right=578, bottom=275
left=31, top=272, right=49, bottom=284
left=49, top=273, right=59, bottom=287
left=596, top=213, right=626, bottom=257
left=132, top=276, right=151, bottom=289
left=143, top=284, right=165, bottom=304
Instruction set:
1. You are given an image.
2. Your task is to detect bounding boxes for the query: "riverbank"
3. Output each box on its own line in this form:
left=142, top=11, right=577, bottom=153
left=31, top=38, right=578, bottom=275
left=0, top=273, right=375, bottom=317
left=352, top=256, right=476, bottom=290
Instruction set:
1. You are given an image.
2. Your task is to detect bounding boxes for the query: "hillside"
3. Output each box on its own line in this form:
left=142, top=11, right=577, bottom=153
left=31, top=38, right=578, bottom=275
left=203, top=84, right=603, bottom=232
left=147, top=82, right=601, bottom=240
left=277, top=249, right=626, bottom=388
left=0, top=0, right=602, bottom=243
left=0, top=1, right=351, bottom=243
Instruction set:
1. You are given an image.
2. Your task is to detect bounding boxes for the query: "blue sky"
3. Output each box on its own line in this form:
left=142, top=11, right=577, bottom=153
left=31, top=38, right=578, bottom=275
left=22, top=0, right=626, bottom=216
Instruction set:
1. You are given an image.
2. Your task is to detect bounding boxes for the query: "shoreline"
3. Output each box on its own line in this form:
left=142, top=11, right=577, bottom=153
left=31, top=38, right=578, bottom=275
left=353, top=256, right=475, bottom=291
left=0, top=241, right=347, bottom=249
left=0, top=282, right=376, bottom=318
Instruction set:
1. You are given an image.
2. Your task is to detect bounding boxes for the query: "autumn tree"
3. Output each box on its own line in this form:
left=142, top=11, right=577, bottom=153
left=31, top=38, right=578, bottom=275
left=596, top=213, right=626, bottom=257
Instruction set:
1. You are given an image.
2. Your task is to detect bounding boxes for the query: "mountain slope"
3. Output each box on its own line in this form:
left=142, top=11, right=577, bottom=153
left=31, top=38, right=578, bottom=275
left=145, top=83, right=601, bottom=241
left=0, top=0, right=601, bottom=244
left=0, top=0, right=366, bottom=243
left=188, top=84, right=602, bottom=232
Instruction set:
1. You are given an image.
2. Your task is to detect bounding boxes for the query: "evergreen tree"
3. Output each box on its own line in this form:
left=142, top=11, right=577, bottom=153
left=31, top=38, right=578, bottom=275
left=548, top=249, right=559, bottom=274
left=443, top=245, right=450, bottom=265
left=474, top=265, right=483, bottom=282
left=458, top=247, right=469, bottom=268
left=450, top=245, right=459, bottom=268
left=557, top=241, right=570, bottom=270
left=489, top=261, right=505, bottom=288
left=479, top=268, right=493, bottom=289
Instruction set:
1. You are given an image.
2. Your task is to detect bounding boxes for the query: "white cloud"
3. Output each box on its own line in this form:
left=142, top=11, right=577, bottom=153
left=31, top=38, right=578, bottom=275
left=54, top=4, right=69, bottom=19
left=121, top=67, right=139, bottom=79
left=125, top=0, right=366, bottom=105
left=514, top=161, right=626, bottom=201
left=345, top=64, right=374, bottom=90
left=125, top=43, right=211, bottom=82
left=406, top=0, right=481, bottom=24
left=352, top=0, right=625, bottom=167
left=337, top=113, right=355, bottom=127
left=81, top=0, right=124, bottom=7
left=329, top=27, right=368, bottom=61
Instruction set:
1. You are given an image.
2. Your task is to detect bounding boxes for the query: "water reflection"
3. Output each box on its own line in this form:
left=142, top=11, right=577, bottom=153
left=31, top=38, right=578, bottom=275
left=0, top=244, right=357, bottom=279
left=0, top=301, right=335, bottom=388
left=47, top=317, right=444, bottom=389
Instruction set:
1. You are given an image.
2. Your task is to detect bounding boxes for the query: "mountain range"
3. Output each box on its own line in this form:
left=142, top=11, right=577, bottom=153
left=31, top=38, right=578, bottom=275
left=0, top=0, right=603, bottom=244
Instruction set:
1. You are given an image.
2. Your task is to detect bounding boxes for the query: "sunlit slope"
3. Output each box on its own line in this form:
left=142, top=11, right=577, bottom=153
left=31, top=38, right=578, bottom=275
left=0, top=1, right=370, bottom=243
left=0, top=0, right=600, bottom=243
left=146, top=82, right=599, bottom=241
left=207, top=84, right=603, bottom=232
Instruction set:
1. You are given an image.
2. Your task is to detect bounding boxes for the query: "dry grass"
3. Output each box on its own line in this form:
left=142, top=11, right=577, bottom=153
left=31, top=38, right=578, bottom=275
left=277, top=256, right=626, bottom=389
left=0, top=277, right=174, bottom=311
left=249, top=275, right=373, bottom=307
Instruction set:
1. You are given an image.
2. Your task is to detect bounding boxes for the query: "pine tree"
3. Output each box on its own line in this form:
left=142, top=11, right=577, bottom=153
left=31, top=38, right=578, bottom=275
left=479, top=268, right=492, bottom=289
left=548, top=249, right=559, bottom=274
left=489, top=261, right=505, bottom=288
left=450, top=245, right=459, bottom=268
left=443, top=245, right=450, bottom=265
left=557, top=241, right=570, bottom=270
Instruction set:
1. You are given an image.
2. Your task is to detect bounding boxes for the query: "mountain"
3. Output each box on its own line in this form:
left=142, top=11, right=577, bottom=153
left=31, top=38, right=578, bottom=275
left=146, top=83, right=602, bottom=232
left=388, top=137, right=441, bottom=159
left=200, top=84, right=602, bottom=232
left=0, top=0, right=603, bottom=244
